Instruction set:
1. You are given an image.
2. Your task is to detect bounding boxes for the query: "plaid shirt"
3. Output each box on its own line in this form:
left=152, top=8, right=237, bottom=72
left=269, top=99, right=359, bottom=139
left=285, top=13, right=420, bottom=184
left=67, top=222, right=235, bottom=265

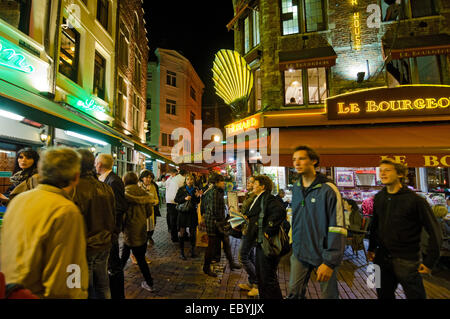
left=203, top=186, right=226, bottom=235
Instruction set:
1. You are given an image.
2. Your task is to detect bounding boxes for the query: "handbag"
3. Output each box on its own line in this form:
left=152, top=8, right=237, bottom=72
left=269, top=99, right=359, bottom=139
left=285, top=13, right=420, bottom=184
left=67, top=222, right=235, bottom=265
left=176, top=200, right=193, bottom=213
left=258, top=194, right=291, bottom=258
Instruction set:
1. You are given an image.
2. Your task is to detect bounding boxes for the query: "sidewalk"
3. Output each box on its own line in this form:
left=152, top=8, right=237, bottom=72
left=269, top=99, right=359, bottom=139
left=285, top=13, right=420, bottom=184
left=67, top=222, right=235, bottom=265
left=122, top=204, right=450, bottom=299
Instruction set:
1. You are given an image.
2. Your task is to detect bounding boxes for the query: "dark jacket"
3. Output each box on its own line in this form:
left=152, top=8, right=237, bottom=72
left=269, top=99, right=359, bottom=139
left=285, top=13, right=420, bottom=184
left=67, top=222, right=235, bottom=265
left=104, top=172, right=128, bottom=217
left=275, top=195, right=289, bottom=210
left=291, top=173, right=346, bottom=269
left=123, top=184, right=153, bottom=247
left=73, top=173, right=116, bottom=255
left=152, top=181, right=161, bottom=217
left=245, top=192, right=287, bottom=245
left=174, top=185, right=200, bottom=212
left=368, top=186, right=442, bottom=268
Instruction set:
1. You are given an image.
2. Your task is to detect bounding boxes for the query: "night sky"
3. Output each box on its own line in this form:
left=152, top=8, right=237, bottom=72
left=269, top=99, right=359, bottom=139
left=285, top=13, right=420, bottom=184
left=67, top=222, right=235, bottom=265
left=143, top=1, right=235, bottom=119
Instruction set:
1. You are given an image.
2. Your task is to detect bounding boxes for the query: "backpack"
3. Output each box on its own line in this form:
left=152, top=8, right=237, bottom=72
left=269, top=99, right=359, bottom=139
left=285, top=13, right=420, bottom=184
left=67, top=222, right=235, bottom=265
left=0, top=272, right=39, bottom=299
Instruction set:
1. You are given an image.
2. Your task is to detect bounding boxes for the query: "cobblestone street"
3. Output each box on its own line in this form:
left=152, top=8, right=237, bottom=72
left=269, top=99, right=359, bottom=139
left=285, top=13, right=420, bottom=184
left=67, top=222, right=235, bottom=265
left=121, top=205, right=450, bottom=299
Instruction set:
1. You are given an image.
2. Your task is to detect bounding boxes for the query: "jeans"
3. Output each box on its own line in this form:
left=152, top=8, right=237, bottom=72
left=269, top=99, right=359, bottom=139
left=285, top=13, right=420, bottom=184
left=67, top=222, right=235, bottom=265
left=287, top=254, right=339, bottom=299
left=238, top=235, right=257, bottom=285
left=87, top=249, right=111, bottom=299
left=375, top=256, right=426, bottom=299
left=167, top=203, right=179, bottom=241
left=121, top=243, right=153, bottom=287
left=255, top=245, right=282, bottom=299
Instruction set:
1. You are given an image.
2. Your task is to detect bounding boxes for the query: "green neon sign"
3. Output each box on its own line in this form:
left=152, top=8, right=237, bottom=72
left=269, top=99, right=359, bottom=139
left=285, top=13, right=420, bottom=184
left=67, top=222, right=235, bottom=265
left=0, top=39, right=34, bottom=73
left=76, top=99, right=106, bottom=113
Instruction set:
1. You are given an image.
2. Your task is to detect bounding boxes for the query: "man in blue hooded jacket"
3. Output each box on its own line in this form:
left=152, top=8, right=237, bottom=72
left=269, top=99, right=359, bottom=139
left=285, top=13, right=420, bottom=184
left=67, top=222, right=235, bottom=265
left=287, top=146, right=346, bottom=299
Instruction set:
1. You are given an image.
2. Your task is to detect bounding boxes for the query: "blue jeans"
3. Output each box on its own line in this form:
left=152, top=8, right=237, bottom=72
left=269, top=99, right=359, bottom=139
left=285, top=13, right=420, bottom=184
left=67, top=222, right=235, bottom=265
left=238, top=235, right=257, bottom=285
left=287, top=254, right=339, bottom=299
left=375, top=255, right=426, bottom=299
left=87, top=249, right=111, bottom=299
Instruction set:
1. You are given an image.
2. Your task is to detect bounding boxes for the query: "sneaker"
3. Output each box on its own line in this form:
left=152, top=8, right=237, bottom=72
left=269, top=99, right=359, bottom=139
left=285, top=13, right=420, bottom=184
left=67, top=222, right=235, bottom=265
left=130, top=254, right=138, bottom=265
left=141, top=281, right=154, bottom=292
left=248, top=287, right=259, bottom=297
left=238, top=283, right=252, bottom=291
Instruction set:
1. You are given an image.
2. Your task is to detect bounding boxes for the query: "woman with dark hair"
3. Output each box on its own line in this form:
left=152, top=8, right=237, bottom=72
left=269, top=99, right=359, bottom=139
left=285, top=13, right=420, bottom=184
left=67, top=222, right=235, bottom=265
left=343, top=198, right=363, bottom=232
left=174, top=174, right=201, bottom=260
left=0, top=148, right=40, bottom=204
left=121, top=171, right=156, bottom=293
left=138, top=170, right=160, bottom=244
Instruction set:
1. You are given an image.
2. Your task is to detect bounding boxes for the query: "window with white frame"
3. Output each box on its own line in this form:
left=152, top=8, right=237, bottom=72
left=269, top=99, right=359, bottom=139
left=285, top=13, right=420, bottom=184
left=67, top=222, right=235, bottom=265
left=281, top=0, right=326, bottom=35
left=284, top=67, right=327, bottom=106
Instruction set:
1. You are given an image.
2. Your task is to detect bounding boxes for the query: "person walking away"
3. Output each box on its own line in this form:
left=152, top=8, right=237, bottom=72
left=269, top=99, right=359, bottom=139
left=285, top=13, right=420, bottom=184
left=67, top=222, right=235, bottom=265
left=367, top=160, right=442, bottom=299
left=343, top=198, right=363, bottom=234
left=237, top=176, right=259, bottom=297
left=95, top=154, right=128, bottom=299
left=175, top=174, right=201, bottom=259
left=0, top=147, right=88, bottom=298
left=0, top=148, right=39, bottom=205
left=287, top=145, right=346, bottom=299
left=165, top=168, right=186, bottom=242
left=72, top=149, right=116, bottom=299
left=121, top=172, right=156, bottom=293
left=202, top=174, right=241, bottom=277
left=245, top=175, right=287, bottom=299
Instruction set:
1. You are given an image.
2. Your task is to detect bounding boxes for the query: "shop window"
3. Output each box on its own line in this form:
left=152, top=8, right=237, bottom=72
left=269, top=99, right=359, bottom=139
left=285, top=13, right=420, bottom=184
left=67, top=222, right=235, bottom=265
left=97, top=0, right=109, bottom=31
left=59, top=21, right=80, bottom=83
left=119, top=24, right=129, bottom=68
left=417, top=55, right=442, bottom=84
left=284, top=67, right=327, bottom=106
left=166, top=70, right=177, bottom=87
left=93, top=51, right=106, bottom=100
left=0, top=0, right=31, bottom=34
left=281, top=0, right=326, bottom=35
left=427, top=167, right=449, bottom=193
left=387, top=59, right=411, bottom=85
left=166, top=99, right=176, bottom=115
left=410, top=0, right=437, bottom=18
left=117, top=75, right=127, bottom=122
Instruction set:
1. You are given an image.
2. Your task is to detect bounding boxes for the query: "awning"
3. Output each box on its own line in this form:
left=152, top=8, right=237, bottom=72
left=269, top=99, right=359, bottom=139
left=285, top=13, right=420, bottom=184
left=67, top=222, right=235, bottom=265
left=0, top=79, right=121, bottom=146
left=226, top=3, right=249, bottom=31
left=133, top=141, right=175, bottom=165
left=275, top=123, right=450, bottom=167
left=279, top=47, right=337, bottom=71
left=383, top=34, right=450, bottom=60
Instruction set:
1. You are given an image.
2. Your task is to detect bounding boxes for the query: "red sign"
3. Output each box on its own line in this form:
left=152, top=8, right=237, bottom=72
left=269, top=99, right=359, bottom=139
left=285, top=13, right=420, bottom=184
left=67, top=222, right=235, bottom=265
left=390, top=46, right=450, bottom=60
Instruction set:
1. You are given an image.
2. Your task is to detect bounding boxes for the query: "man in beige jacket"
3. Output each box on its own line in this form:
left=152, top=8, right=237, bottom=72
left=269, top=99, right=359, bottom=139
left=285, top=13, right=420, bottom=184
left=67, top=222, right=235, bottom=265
left=0, top=147, right=89, bottom=299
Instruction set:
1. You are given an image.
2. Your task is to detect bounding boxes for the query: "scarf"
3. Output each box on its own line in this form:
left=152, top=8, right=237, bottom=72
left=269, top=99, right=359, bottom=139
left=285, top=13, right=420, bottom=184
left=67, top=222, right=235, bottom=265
left=185, top=185, right=195, bottom=196
left=10, top=168, right=37, bottom=187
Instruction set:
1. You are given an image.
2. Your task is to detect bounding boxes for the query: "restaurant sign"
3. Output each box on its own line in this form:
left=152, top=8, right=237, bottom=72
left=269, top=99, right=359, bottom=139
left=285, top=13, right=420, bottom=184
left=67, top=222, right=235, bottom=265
left=327, top=85, right=450, bottom=120
left=225, top=114, right=261, bottom=136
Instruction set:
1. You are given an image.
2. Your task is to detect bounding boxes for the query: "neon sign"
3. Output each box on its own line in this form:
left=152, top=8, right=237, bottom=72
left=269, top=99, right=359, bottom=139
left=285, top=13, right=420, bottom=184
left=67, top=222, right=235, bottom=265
left=0, top=39, right=34, bottom=73
left=226, top=116, right=259, bottom=134
left=352, top=0, right=362, bottom=50
left=76, top=99, right=106, bottom=113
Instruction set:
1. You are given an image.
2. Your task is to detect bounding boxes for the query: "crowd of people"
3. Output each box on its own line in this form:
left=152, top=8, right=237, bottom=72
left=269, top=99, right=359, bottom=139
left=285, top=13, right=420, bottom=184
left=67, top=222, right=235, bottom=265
left=0, top=145, right=449, bottom=299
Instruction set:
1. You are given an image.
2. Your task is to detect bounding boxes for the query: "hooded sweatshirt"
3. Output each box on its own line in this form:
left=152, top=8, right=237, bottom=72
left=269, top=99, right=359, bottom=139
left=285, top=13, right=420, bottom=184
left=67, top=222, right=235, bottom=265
left=368, top=186, right=442, bottom=269
left=123, top=184, right=155, bottom=247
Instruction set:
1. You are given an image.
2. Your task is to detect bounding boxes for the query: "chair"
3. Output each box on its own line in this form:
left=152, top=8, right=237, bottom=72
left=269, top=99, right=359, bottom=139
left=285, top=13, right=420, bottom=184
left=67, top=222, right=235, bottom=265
left=346, top=216, right=370, bottom=261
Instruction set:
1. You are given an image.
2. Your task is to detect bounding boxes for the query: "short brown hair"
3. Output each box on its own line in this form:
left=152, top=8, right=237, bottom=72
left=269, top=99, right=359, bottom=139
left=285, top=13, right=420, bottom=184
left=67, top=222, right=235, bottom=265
left=254, top=175, right=273, bottom=193
left=123, top=171, right=139, bottom=186
left=294, top=145, right=320, bottom=168
left=379, top=160, right=408, bottom=183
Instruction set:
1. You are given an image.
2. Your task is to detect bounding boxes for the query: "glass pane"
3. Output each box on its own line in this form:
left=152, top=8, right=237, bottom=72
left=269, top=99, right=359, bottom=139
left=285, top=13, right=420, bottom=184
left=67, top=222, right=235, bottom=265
left=307, top=68, right=319, bottom=104
left=244, top=16, right=250, bottom=53
left=281, top=0, right=299, bottom=35
left=382, top=0, right=402, bottom=21
left=255, top=68, right=262, bottom=111
left=304, top=0, right=325, bottom=32
left=410, top=0, right=436, bottom=18
left=253, top=10, right=260, bottom=46
left=417, top=55, right=441, bottom=84
left=318, top=67, right=327, bottom=103
left=284, top=69, right=303, bottom=105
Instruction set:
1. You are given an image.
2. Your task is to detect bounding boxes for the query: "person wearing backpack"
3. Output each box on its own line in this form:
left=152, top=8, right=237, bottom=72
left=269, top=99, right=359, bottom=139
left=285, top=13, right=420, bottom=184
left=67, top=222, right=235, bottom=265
left=245, top=175, right=287, bottom=299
